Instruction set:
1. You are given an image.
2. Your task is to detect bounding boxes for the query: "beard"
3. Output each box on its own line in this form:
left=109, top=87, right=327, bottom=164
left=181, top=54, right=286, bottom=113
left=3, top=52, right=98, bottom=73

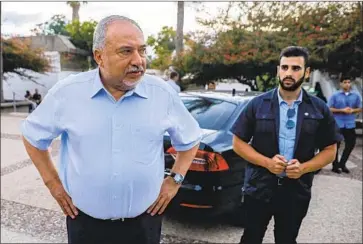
left=116, top=65, right=145, bottom=91
left=278, top=74, right=305, bottom=92
left=117, top=78, right=143, bottom=91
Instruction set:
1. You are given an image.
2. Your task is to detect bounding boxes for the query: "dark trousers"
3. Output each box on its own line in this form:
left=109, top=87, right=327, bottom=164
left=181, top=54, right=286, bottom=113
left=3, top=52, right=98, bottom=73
left=240, top=186, right=310, bottom=244
left=67, top=209, right=162, bottom=244
left=333, top=128, right=356, bottom=169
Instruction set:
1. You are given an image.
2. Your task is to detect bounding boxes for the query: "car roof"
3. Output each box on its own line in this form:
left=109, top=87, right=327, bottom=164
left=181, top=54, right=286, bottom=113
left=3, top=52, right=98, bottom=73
left=180, top=90, right=261, bottom=104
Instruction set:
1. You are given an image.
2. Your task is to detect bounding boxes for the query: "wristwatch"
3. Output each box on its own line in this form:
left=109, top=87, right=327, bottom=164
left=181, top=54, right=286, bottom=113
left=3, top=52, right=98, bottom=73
left=168, top=172, right=185, bottom=185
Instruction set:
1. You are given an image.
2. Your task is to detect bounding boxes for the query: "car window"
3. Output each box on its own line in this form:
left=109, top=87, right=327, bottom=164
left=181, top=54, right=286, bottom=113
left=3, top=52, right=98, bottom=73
left=181, top=96, right=237, bottom=130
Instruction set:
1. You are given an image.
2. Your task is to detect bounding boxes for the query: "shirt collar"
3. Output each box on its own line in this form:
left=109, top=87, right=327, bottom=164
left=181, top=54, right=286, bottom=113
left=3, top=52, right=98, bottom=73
left=132, top=77, right=148, bottom=99
left=340, top=89, right=351, bottom=95
left=90, top=68, right=148, bottom=99
left=90, top=68, right=104, bottom=98
left=277, top=88, right=303, bottom=105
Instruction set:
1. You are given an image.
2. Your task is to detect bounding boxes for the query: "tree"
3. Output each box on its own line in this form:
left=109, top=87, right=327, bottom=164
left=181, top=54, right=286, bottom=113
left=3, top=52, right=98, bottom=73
left=65, top=20, right=97, bottom=54
left=176, top=1, right=184, bottom=56
left=31, top=14, right=69, bottom=36
left=147, top=26, right=176, bottom=70
left=326, top=31, right=363, bottom=78
left=1, top=37, right=50, bottom=102
left=66, top=1, right=87, bottom=22
left=65, top=19, right=98, bottom=67
left=173, top=2, right=361, bottom=91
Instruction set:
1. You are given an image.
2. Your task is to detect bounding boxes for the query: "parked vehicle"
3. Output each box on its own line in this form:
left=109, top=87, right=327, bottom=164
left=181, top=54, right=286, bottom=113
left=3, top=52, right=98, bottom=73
left=163, top=90, right=260, bottom=226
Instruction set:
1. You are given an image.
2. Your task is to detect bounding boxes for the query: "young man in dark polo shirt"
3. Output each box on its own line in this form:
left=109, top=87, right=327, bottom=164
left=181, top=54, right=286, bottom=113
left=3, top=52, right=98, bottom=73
left=231, top=46, right=342, bottom=244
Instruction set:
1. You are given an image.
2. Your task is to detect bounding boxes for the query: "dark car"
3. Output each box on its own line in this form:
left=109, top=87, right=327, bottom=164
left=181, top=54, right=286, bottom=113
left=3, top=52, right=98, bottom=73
left=163, top=90, right=260, bottom=225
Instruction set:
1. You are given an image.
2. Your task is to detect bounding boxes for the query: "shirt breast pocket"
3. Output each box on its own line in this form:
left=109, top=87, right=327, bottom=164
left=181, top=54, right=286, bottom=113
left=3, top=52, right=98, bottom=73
left=302, top=113, right=323, bottom=135
left=131, top=124, right=164, bottom=165
left=255, top=113, right=275, bottom=133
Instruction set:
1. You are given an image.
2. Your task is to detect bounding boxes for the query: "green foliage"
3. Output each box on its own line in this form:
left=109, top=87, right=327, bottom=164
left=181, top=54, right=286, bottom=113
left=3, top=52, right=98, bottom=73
left=147, top=26, right=176, bottom=70
left=65, top=20, right=97, bottom=55
left=2, top=37, right=50, bottom=81
left=171, top=2, right=361, bottom=90
left=31, top=14, right=69, bottom=36
left=256, top=75, right=279, bottom=92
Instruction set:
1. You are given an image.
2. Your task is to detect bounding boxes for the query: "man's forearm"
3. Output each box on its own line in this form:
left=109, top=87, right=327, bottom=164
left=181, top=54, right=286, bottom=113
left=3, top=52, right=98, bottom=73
left=232, top=136, right=271, bottom=169
left=301, top=144, right=337, bottom=174
left=171, top=144, right=199, bottom=176
left=330, top=107, right=344, bottom=114
left=352, top=108, right=362, bottom=114
left=22, top=136, right=60, bottom=186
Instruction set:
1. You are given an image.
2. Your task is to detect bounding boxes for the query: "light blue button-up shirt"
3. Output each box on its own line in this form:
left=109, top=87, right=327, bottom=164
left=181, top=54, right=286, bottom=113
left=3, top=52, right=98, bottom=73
left=277, top=89, right=302, bottom=177
left=21, top=69, right=202, bottom=219
left=328, top=90, right=362, bottom=129
left=166, top=79, right=181, bottom=93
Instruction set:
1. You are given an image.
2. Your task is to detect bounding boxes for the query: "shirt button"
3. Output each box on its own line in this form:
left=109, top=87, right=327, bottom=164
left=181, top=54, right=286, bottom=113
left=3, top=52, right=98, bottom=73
left=113, top=195, right=117, bottom=200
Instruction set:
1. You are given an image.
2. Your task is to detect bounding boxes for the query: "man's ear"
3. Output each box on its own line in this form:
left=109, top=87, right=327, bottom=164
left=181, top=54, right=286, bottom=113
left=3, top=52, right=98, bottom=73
left=276, top=66, right=280, bottom=77
left=93, top=50, right=103, bottom=67
left=305, top=67, right=311, bottom=79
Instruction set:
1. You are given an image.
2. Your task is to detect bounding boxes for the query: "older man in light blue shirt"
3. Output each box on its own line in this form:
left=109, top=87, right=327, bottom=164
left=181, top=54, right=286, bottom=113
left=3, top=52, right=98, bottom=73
left=22, top=15, right=201, bottom=244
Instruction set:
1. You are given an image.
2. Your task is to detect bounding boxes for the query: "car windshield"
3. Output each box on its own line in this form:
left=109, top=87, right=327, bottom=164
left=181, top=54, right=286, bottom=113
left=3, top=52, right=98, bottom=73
left=181, top=96, right=237, bottom=130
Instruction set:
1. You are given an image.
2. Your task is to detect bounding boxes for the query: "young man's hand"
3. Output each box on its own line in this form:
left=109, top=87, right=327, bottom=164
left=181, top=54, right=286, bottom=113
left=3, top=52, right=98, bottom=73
left=286, top=159, right=305, bottom=179
left=342, top=107, right=353, bottom=114
left=267, top=154, right=288, bottom=175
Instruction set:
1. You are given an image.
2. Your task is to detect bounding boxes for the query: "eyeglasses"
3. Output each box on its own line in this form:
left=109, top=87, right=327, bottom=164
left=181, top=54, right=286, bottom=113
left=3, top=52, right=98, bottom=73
left=286, top=108, right=296, bottom=129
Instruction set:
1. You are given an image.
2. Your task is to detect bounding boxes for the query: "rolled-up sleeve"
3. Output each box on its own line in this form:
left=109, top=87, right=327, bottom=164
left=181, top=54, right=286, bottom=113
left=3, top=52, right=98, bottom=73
left=355, top=93, right=362, bottom=108
left=327, top=94, right=335, bottom=107
left=167, top=92, right=202, bottom=151
left=230, top=99, right=255, bottom=142
left=21, top=92, right=63, bottom=150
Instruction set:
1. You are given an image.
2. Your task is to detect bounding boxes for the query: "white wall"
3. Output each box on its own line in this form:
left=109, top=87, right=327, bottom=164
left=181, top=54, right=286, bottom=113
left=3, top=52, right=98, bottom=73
left=3, top=70, right=78, bottom=101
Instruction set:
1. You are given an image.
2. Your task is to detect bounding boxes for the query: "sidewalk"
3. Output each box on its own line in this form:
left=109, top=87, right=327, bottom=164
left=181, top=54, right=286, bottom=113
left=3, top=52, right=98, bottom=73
left=1, top=112, right=362, bottom=243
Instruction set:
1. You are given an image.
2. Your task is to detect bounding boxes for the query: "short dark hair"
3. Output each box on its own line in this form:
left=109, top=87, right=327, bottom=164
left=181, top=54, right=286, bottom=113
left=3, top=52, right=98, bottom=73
left=279, top=46, right=310, bottom=66
left=170, top=71, right=179, bottom=79
left=208, top=81, right=215, bottom=85
left=340, top=76, right=351, bottom=83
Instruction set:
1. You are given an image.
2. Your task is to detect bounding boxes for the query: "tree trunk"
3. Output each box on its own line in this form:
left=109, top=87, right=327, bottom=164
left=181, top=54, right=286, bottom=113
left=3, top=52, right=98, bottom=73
left=72, top=3, right=80, bottom=22
left=176, top=1, right=184, bottom=57
left=1, top=52, right=4, bottom=103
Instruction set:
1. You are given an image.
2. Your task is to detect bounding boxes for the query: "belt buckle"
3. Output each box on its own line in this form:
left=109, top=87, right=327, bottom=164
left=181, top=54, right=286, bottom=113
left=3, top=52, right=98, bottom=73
left=277, top=178, right=283, bottom=186
left=110, top=217, right=125, bottom=222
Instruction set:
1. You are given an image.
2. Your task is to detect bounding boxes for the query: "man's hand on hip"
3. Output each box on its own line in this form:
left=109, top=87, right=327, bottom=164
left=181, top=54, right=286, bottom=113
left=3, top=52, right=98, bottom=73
left=46, top=179, right=78, bottom=219
left=147, top=177, right=180, bottom=216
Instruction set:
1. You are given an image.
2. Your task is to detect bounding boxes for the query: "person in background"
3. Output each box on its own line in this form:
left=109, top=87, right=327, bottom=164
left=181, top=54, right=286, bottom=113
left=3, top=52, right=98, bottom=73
left=24, top=90, right=34, bottom=113
left=328, top=77, right=362, bottom=174
left=25, top=90, right=32, bottom=99
left=207, top=81, right=216, bottom=90
left=32, top=89, right=42, bottom=106
left=166, top=71, right=181, bottom=93
left=21, top=15, right=201, bottom=244
left=231, top=46, right=342, bottom=244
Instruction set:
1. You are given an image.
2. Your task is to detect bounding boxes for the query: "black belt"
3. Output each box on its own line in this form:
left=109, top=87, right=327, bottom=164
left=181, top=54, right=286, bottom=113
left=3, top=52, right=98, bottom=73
left=277, top=177, right=285, bottom=186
